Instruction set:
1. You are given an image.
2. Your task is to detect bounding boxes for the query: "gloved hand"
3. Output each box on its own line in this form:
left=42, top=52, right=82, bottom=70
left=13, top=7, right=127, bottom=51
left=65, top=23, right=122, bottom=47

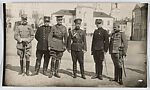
left=122, top=51, right=126, bottom=56
left=48, top=47, right=51, bottom=51
left=67, top=49, right=71, bottom=53
left=82, top=50, right=87, bottom=53
left=22, top=41, right=28, bottom=47
left=91, top=51, right=93, bottom=55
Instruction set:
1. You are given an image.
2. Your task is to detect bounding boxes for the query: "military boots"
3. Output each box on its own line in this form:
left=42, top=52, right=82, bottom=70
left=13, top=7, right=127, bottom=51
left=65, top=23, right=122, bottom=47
left=80, top=64, right=86, bottom=79
left=91, top=63, right=98, bottom=79
left=48, top=61, right=55, bottom=78
left=54, top=60, right=61, bottom=78
left=118, top=68, right=123, bottom=85
left=18, top=60, right=24, bottom=75
left=32, top=61, right=40, bottom=76
left=26, top=61, right=30, bottom=76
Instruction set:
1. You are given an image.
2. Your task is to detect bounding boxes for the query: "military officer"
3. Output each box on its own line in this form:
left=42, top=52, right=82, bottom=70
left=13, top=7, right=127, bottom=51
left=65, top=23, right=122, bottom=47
left=32, top=16, right=51, bottom=76
left=67, top=18, right=87, bottom=79
left=48, top=16, right=68, bottom=78
left=91, top=19, right=109, bottom=80
left=14, top=14, right=34, bottom=76
left=109, top=24, right=128, bottom=85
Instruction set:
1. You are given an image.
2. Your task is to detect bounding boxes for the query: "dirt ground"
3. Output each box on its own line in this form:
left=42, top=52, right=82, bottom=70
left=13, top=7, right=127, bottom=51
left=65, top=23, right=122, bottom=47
left=2, top=30, right=147, bottom=87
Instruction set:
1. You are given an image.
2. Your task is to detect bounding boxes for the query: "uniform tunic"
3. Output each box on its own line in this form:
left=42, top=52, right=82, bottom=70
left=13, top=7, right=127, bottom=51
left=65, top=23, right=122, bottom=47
left=14, top=24, right=34, bottom=58
left=109, top=30, right=128, bottom=68
left=35, top=25, right=51, bottom=50
left=91, top=28, right=109, bottom=52
left=67, top=28, right=87, bottom=51
left=48, top=24, right=67, bottom=52
left=109, top=31, right=128, bottom=54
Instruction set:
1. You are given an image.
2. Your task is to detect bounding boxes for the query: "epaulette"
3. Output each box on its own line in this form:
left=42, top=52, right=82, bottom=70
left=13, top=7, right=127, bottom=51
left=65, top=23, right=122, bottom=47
left=120, top=30, right=124, bottom=33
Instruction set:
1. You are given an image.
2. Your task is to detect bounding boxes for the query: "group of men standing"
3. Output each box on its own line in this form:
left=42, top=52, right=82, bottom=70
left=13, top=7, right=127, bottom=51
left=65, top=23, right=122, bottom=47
left=14, top=14, right=128, bottom=85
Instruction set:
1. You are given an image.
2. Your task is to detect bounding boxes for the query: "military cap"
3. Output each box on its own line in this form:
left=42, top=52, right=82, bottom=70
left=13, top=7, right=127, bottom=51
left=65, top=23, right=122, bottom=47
left=74, top=18, right=82, bottom=24
left=44, top=16, right=50, bottom=22
left=56, top=15, right=63, bottom=20
left=21, top=14, right=27, bottom=20
left=95, top=19, right=103, bottom=24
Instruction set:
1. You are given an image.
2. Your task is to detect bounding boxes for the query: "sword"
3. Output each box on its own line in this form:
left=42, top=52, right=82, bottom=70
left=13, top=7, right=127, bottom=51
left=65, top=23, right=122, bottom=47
left=22, top=41, right=27, bottom=76
left=104, top=53, right=108, bottom=75
left=122, top=56, right=127, bottom=77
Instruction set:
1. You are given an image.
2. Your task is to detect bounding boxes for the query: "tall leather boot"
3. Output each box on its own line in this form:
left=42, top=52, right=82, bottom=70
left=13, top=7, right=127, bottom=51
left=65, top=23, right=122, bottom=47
left=80, top=63, right=86, bottom=79
left=18, top=60, right=24, bottom=75
left=26, top=61, right=30, bottom=76
left=91, top=63, right=98, bottom=79
left=73, top=62, right=77, bottom=78
left=98, top=62, right=103, bottom=80
left=43, top=59, right=50, bottom=76
left=54, top=60, right=61, bottom=78
left=111, top=67, right=119, bottom=82
left=48, top=60, right=55, bottom=78
left=32, top=60, right=40, bottom=76
left=118, top=68, right=123, bottom=85
left=114, top=67, right=119, bottom=81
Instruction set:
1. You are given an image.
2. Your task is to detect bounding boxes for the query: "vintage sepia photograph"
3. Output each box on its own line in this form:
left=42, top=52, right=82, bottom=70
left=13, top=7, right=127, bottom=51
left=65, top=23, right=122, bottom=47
left=3, top=2, right=148, bottom=87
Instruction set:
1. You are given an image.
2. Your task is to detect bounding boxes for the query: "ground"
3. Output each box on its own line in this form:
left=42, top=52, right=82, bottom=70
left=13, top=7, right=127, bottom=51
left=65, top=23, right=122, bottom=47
left=2, top=30, right=147, bottom=87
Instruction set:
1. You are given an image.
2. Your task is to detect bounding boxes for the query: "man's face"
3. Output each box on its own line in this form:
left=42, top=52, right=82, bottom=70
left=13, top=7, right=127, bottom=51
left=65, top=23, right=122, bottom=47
left=75, top=23, right=81, bottom=29
left=21, top=18, right=27, bottom=24
left=96, top=23, right=102, bottom=28
left=57, top=19, right=63, bottom=25
left=114, top=26, right=120, bottom=31
left=44, top=21, right=49, bottom=26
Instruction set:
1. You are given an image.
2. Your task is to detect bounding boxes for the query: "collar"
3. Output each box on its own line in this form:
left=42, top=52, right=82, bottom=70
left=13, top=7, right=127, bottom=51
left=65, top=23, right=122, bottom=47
left=43, top=25, right=49, bottom=27
left=56, top=24, right=62, bottom=26
left=114, top=30, right=120, bottom=33
left=21, top=21, right=28, bottom=25
left=97, top=27, right=103, bottom=30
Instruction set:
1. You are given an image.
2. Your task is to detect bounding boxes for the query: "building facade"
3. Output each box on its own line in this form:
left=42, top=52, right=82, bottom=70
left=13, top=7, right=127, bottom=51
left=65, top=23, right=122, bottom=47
left=131, top=3, right=148, bottom=41
left=52, top=6, right=114, bottom=34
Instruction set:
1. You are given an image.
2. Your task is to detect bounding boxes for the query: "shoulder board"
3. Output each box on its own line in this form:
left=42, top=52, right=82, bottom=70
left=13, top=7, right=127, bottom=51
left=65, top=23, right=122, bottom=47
left=120, top=30, right=124, bottom=33
left=80, top=29, right=83, bottom=31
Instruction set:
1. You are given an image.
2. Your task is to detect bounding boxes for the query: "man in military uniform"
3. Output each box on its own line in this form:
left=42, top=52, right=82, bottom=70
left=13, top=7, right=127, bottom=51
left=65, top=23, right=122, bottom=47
left=48, top=16, right=68, bottom=78
left=91, top=19, right=109, bottom=80
left=14, top=14, right=34, bottom=76
left=13, top=21, right=22, bottom=31
left=67, top=18, right=87, bottom=79
left=32, top=16, right=51, bottom=76
left=109, top=24, right=128, bottom=85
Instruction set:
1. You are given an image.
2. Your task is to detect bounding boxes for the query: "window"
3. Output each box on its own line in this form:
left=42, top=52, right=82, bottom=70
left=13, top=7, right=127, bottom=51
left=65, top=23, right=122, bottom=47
left=124, top=26, right=126, bottom=28
left=107, top=20, right=110, bottom=25
left=84, top=23, right=87, bottom=26
left=69, top=18, right=72, bottom=24
left=79, top=11, right=81, bottom=14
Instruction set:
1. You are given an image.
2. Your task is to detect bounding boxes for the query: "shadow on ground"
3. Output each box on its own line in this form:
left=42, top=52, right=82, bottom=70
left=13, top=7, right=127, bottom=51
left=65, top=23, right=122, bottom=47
left=5, top=64, right=44, bottom=74
left=126, top=67, right=145, bottom=74
left=5, top=64, right=112, bottom=80
left=66, top=68, right=113, bottom=80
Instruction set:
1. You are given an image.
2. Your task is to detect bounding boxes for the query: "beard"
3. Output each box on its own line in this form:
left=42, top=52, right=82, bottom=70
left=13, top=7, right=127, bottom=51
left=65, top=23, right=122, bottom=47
left=75, top=26, right=80, bottom=30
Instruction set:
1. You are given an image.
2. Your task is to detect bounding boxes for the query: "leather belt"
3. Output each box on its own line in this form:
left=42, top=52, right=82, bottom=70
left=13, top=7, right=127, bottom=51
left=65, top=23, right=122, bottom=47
left=73, top=41, right=82, bottom=43
left=53, top=36, right=63, bottom=40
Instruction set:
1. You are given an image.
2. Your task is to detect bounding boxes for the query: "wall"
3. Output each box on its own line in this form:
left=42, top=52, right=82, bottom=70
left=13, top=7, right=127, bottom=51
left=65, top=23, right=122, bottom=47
left=76, top=6, right=94, bottom=33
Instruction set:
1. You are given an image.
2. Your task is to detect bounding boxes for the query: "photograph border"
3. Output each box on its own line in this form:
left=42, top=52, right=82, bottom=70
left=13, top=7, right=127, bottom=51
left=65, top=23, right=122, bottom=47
left=0, top=0, right=150, bottom=90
